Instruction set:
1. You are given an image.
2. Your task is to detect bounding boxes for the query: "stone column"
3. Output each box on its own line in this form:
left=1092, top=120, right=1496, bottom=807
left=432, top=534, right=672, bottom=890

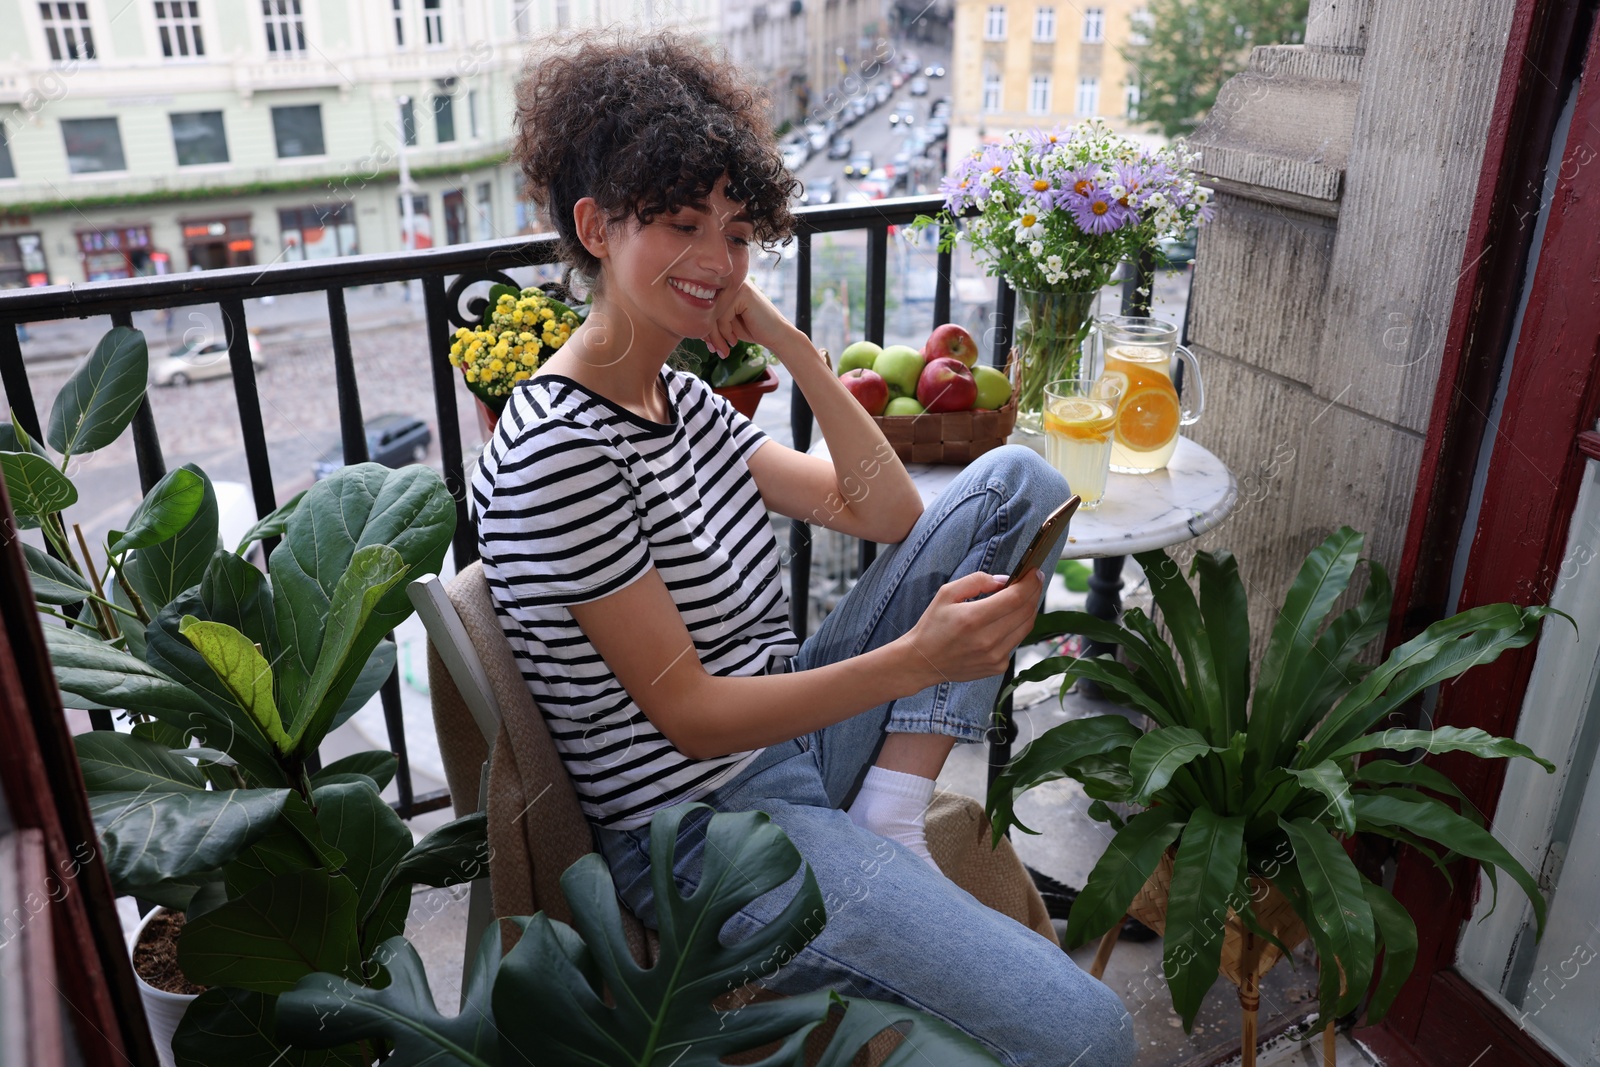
left=1179, top=0, right=1516, bottom=660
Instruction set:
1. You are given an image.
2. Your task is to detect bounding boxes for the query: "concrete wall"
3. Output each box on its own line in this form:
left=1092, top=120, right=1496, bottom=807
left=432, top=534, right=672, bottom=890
left=1179, top=0, right=1515, bottom=659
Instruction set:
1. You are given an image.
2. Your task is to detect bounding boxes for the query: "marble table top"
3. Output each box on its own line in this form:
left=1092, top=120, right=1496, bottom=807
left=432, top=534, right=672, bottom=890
left=808, top=434, right=1238, bottom=559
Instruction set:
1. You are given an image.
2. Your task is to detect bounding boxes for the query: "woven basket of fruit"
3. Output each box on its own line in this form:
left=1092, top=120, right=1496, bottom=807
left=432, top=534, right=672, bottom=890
left=836, top=326, right=1019, bottom=465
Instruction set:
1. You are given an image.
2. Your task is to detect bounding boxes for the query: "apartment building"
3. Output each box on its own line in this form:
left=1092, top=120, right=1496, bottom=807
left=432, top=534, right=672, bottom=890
left=947, top=0, right=1149, bottom=162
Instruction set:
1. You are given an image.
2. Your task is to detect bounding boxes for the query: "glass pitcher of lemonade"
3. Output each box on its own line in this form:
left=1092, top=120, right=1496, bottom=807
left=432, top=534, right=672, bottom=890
left=1091, top=317, right=1205, bottom=474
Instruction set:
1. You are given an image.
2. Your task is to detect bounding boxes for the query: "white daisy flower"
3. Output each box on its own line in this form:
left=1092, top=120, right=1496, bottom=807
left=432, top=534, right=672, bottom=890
left=1028, top=240, right=1045, bottom=257
left=1009, top=212, right=1047, bottom=241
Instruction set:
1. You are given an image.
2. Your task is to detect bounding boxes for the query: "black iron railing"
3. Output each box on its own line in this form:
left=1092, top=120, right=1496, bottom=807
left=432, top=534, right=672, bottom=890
left=0, top=193, right=1160, bottom=818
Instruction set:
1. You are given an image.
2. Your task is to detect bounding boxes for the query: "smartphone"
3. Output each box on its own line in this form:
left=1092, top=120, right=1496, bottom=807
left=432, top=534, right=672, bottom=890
left=1006, top=495, right=1082, bottom=587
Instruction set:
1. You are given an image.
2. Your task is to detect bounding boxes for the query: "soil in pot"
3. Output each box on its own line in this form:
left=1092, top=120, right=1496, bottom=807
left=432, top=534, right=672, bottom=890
left=133, top=910, right=206, bottom=996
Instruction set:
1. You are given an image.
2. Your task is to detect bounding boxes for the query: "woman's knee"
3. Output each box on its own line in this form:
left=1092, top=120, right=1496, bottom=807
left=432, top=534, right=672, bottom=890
left=974, top=445, right=1071, bottom=512
left=1010, top=965, right=1135, bottom=1067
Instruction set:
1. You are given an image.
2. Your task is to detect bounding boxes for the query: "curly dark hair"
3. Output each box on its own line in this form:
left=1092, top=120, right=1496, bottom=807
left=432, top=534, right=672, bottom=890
left=512, top=28, right=802, bottom=291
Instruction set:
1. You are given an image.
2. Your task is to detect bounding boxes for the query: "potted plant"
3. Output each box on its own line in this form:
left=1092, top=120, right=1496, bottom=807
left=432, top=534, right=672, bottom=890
left=3, top=325, right=489, bottom=1065
left=909, top=119, right=1211, bottom=438
left=275, top=803, right=1002, bottom=1066
left=987, top=528, right=1565, bottom=1044
left=667, top=336, right=780, bottom=418
left=449, top=283, right=583, bottom=434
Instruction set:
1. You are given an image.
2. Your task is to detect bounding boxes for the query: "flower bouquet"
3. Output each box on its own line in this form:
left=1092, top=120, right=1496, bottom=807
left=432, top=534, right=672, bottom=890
left=910, top=119, right=1211, bottom=434
left=448, top=284, right=582, bottom=419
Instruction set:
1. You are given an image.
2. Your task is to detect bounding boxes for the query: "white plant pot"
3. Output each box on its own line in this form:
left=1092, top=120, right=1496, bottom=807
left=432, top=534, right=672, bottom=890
left=129, top=906, right=197, bottom=1067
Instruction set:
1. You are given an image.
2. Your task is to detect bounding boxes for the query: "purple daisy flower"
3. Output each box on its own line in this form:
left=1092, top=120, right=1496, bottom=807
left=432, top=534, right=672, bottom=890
left=976, top=143, right=1014, bottom=182
left=940, top=168, right=979, bottom=212
left=1067, top=188, right=1133, bottom=235
left=1009, top=169, right=1062, bottom=210
left=1062, top=166, right=1100, bottom=201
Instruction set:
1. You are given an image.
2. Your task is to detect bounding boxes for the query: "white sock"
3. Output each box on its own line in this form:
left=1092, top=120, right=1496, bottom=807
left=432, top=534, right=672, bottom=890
left=847, top=766, right=938, bottom=869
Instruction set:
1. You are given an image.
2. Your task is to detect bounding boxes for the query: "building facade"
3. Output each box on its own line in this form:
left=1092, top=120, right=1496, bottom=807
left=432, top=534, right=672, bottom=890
left=720, top=0, right=809, bottom=128
left=0, top=0, right=543, bottom=287
left=947, top=0, right=1147, bottom=162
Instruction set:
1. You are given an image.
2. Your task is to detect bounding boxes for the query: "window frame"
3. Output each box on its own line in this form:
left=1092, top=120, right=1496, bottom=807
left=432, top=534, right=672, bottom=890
left=0, top=119, right=15, bottom=181
left=38, top=1, right=97, bottom=63
left=269, top=103, right=326, bottom=159
left=1082, top=6, right=1104, bottom=43
left=1028, top=74, right=1051, bottom=114
left=1033, top=5, right=1054, bottom=42
left=982, top=71, right=1003, bottom=113
left=153, top=0, right=206, bottom=59
left=60, top=116, right=128, bottom=175
left=1076, top=76, right=1100, bottom=116
left=261, top=0, right=306, bottom=57
left=422, top=0, right=443, bottom=47
left=432, top=93, right=455, bottom=143
left=169, top=110, right=230, bottom=166
left=984, top=4, right=1006, bottom=41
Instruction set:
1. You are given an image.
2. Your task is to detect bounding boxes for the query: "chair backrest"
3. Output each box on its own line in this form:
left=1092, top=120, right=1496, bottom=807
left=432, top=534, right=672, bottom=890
left=408, top=563, right=656, bottom=960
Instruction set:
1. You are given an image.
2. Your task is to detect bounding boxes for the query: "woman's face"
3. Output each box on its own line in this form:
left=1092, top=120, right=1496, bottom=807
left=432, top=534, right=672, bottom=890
left=599, top=174, right=756, bottom=348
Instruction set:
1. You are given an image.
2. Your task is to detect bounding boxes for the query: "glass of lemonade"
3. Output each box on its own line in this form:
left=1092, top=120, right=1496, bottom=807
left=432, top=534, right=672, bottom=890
left=1043, top=376, right=1125, bottom=510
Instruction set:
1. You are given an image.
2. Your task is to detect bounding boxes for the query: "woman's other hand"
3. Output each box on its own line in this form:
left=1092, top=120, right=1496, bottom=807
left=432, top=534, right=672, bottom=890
left=705, top=277, right=800, bottom=359
left=899, top=570, right=1047, bottom=686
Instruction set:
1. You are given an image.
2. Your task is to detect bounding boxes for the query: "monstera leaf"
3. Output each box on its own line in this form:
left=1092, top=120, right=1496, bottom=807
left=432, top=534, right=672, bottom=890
left=277, top=804, right=1002, bottom=1066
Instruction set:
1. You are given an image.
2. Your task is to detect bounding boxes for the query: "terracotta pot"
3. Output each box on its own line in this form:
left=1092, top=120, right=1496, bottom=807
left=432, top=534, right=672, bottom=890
left=130, top=906, right=198, bottom=1067
left=713, top=365, right=780, bottom=418
left=476, top=396, right=501, bottom=436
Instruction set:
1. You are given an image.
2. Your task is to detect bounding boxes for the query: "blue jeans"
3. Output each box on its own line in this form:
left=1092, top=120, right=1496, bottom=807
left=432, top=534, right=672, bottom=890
left=593, top=446, right=1135, bottom=1067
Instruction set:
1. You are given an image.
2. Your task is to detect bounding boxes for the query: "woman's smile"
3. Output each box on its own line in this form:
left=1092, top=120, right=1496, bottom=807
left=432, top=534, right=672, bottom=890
left=667, top=276, right=722, bottom=309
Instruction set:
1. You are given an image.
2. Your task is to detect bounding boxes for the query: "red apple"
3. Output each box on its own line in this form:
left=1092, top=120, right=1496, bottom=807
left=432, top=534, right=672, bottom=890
left=841, top=367, right=890, bottom=416
left=917, top=357, right=978, bottom=412
left=922, top=323, right=980, bottom=368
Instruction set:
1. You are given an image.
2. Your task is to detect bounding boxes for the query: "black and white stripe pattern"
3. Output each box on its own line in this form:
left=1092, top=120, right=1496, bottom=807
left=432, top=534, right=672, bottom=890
left=471, top=365, right=799, bottom=830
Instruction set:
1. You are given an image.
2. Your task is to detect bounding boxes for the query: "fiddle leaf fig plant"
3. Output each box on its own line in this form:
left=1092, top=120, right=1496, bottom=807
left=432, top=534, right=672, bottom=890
left=3, top=325, right=489, bottom=1065
left=988, top=527, right=1568, bottom=1032
left=277, top=803, right=1003, bottom=1066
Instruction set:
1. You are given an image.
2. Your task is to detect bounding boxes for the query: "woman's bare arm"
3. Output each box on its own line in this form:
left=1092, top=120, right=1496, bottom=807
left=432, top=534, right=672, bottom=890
left=567, top=560, right=1044, bottom=761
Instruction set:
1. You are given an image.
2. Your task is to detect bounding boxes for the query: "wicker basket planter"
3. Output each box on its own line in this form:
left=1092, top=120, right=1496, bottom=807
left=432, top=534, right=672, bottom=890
left=870, top=351, right=1021, bottom=465
left=1090, top=847, right=1328, bottom=1067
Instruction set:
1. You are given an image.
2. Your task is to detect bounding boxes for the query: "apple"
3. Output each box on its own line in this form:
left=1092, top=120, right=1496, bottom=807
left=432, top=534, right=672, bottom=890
left=917, top=357, right=978, bottom=413
left=923, top=323, right=979, bottom=368
left=837, top=340, right=882, bottom=376
left=884, top=396, right=926, bottom=416
left=840, top=368, right=889, bottom=416
left=873, top=345, right=926, bottom=399
left=972, top=365, right=1012, bottom=409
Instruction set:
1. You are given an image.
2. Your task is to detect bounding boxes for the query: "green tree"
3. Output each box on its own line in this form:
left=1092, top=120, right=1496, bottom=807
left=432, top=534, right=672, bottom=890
left=1123, top=0, right=1309, bottom=139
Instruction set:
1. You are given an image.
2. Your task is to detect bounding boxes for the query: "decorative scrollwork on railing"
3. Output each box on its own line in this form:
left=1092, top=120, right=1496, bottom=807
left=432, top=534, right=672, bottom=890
left=443, top=268, right=523, bottom=330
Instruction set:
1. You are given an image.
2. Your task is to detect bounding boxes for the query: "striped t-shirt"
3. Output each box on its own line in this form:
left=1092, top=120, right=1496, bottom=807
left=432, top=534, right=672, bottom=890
left=470, top=364, right=800, bottom=830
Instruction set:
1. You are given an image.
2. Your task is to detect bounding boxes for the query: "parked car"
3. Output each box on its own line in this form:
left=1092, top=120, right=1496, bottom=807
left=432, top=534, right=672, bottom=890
left=890, top=104, right=917, bottom=126
left=925, top=118, right=949, bottom=142
left=827, top=134, right=853, bottom=159
left=781, top=143, right=809, bottom=172
left=890, top=71, right=905, bottom=89
left=931, top=96, right=951, bottom=117
left=805, top=176, right=837, bottom=205
left=150, top=333, right=265, bottom=387
left=850, top=98, right=869, bottom=123
left=312, top=414, right=432, bottom=481
left=807, top=124, right=829, bottom=152
left=873, top=82, right=892, bottom=106
left=923, top=65, right=946, bottom=78
left=843, top=150, right=875, bottom=177
left=892, top=150, right=912, bottom=174
left=909, top=77, right=930, bottom=96
left=858, top=168, right=895, bottom=199
left=899, top=56, right=920, bottom=76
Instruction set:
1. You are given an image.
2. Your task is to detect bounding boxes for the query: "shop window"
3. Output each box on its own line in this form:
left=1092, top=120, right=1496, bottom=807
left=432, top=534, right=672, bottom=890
left=279, top=203, right=359, bottom=261
left=399, top=193, right=432, bottom=249
left=77, top=226, right=152, bottom=281
left=154, top=1, right=205, bottom=57
left=433, top=94, right=455, bottom=143
left=443, top=189, right=468, bottom=245
left=182, top=215, right=255, bottom=270
left=262, top=0, right=305, bottom=55
left=0, top=234, right=49, bottom=289
left=40, top=2, right=96, bottom=61
left=271, top=104, right=324, bottom=158
left=61, top=117, right=126, bottom=174
left=170, top=111, right=228, bottom=166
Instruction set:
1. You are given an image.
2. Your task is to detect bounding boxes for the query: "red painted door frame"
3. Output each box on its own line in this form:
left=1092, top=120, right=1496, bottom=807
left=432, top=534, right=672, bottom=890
left=1361, top=2, right=1600, bottom=1064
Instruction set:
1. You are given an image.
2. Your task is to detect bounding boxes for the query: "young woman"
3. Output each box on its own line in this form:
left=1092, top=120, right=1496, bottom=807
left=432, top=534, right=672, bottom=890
left=472, top=29, right=1134, bottom=1067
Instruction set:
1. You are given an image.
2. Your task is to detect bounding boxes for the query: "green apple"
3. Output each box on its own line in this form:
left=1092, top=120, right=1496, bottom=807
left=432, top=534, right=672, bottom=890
left=873, top=345, right=926, bottom=399
left=884, top=396, right=926, bottom=415
left=972, top=365, right=1012, bottom=409
left=837, top=340, right=882, bottom=376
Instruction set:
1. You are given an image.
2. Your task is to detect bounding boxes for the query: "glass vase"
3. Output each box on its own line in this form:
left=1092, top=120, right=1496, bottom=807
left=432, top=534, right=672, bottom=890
left=1008, top=287, right=1101, bottom=444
